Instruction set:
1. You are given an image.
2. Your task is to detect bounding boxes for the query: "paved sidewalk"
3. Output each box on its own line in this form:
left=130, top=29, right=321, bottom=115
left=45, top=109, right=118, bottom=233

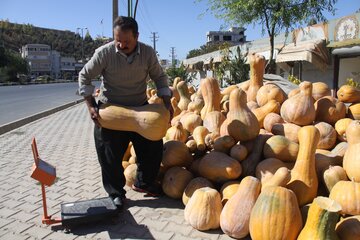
left=0, top=103, right=236, bottom=240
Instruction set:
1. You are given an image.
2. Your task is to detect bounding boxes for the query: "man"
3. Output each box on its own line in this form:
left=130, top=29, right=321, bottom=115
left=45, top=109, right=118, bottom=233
left=78, top=16, right=172, bottom=209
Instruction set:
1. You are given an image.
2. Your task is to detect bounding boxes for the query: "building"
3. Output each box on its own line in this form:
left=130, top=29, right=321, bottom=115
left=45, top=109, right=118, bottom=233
left=183, top=12, right=360, bottom=92
left=51, top=50, right=61, bottom=79
left=60, top=56, right=76, bottom=79
left=207, top=27, right=246, bottom=45
left=21, top=44, right=52, bottom=76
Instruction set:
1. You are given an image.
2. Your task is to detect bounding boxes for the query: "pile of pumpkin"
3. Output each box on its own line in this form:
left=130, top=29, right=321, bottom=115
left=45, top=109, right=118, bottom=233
left=99, top=53, right=360, bottom=239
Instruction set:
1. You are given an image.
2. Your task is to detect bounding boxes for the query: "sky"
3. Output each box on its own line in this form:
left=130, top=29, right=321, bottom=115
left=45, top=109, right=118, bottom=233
left=1, top=0, right=360, bottom=61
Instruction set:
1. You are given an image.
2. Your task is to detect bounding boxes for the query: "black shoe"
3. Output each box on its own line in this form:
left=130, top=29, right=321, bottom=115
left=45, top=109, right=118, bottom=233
left=131, top=183, right=162, bottom=197
left=112, top=196, right=125, bottom=210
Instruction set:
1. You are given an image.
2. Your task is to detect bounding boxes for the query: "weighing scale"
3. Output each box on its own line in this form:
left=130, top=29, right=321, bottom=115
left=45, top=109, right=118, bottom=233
left=30, top=138, right=118, bottom=230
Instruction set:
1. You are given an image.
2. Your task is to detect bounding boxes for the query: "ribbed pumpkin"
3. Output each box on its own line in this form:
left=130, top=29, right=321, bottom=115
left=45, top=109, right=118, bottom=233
left=220, top=88, right=260, bottom=142
left=200, top=77, right=221, bottom=120
left=280, top=81, right=316, bottom=126
left=162, top=166, right=193, bottom=199
left=286, top=126, right=320, bottom=206
left=256, top=84, right=287, bottom=106
left=314, top=122, right=337, bottom=150
left=198, top=151, right=242, bottom=183
left=337, top=85, right=360, bottom=103
left=220, top=180, right=240, bottom=205
left=297, top=196, right=341, bottom=240
left=98, top=103, right=170, bottom=141
left=336, top=215, right=360, bottom=240
left=343, top=120, right=360, bottom=181
left=329, top=180, right=360, bottom=215
left=312, top=82, right=331, bottom=101
left=165, top=121, right=189, bottom=143
left=182, top=177, right=214, bottom=206
left=249, top=186, right=303, bottom=240
left=220, top=176, right=261, bottom=239
left=263, top=135, right=299, bottom=162
left=184, top=187, right=222, bottom=231
left=314, top=96, right=346, bottom=125
left=247, top=53, right=265, bottom=102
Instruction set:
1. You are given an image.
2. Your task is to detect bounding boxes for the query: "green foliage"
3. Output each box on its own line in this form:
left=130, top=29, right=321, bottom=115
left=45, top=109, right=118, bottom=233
left=288, top=74, right=301, bottom=85
left=0, top=20, right=107, bottom=61
left=213, top=45, right=249, bottom=87
left=0, top=46, right=29, bottom=83
left=187, top=42, right=233, bottom=59
left=165, top=63, right=192, bottom=85
left=346, top=78, right=360, bottom=89
left=198, top=0, right=337, bottom=73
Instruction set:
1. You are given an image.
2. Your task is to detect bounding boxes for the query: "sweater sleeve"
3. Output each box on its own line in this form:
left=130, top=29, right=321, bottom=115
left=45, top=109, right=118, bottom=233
left=78, top=48, right=106, bottom=97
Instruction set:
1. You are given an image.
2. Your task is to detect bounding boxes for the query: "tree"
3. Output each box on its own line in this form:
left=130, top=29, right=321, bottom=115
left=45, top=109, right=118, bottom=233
left=199, top=0, right=337, bottom=73
left=165, top=63, right=192, bottom=85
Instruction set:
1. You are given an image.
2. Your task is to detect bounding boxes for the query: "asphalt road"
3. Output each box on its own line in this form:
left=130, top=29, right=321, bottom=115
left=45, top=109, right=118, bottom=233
left=0, top=81, right=100, bottom=125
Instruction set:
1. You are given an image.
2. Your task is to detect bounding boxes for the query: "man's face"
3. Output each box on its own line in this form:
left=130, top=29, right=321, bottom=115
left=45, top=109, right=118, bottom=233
left=114, top=26, right=139, bottom=55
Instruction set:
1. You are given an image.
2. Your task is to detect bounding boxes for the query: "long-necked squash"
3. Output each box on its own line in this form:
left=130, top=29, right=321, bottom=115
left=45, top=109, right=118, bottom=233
left=176, top=81, right=191, bottom=111
left=263, top=135, right=299, bottom=162
left=286, top=126, right=320, bottom=206
left=247, top=53, right=265, bottom=102
left=220, top=88, right=260, bottom=142
left=200, top=77, right=221, bottom=120
left=314, top=96, right=346, bottom=125
left=252, top=99, right=281, bottom=128
left=343, top=120, right=360, bottom=182
left=98, top=103, right=170, bottom=141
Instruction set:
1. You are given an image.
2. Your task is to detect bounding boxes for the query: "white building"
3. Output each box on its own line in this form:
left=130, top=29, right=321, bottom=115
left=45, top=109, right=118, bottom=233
left=21, top=44, right=52, bottom=76
left=207, top=27, right=246, bottom=45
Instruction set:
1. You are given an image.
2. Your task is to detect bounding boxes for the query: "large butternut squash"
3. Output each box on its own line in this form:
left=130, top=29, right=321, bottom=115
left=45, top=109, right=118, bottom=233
left=286, top=126, right=320, bottom=206
left=249, top=186, right=303, bottom=240
left=220, top=88, right=260, bottom=142
left=220, top=176, right=261, bottom=239
left=280, top=81, right=316, bottom=126
left=98, top=103, right=170, bottom=141
left=297, top=196, right=341, bottom=240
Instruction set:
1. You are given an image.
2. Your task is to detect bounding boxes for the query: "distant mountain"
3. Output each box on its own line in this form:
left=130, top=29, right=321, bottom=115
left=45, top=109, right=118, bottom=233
left=0, top=20, right=110, bottom=60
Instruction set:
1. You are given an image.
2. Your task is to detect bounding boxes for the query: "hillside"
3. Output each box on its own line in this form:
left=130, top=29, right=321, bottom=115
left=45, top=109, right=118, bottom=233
left=0, top=20, right=109, bottom=60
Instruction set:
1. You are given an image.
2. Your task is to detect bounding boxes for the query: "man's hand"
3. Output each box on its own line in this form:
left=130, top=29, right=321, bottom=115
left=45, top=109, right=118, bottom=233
left=161, top=95, right=173, bottom=120
left=84, top=96, right=101, bottom=127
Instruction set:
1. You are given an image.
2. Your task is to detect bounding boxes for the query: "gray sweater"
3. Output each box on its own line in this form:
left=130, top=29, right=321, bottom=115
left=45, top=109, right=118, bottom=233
left=78, top=41, right=170, bottom=106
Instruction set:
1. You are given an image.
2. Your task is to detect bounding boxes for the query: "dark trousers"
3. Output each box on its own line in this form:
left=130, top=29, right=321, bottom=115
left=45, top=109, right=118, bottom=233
left=94, top=125, right=163, bottom=198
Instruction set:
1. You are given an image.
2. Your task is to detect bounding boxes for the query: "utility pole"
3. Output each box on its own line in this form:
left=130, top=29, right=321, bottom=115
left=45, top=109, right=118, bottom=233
left=128, top=0, right=133, bottom=17
left=150, top=32, right=159, bottom=54
left=170, top=47, right=177, bottom=67
left=113, top=0, right=118, bottom=38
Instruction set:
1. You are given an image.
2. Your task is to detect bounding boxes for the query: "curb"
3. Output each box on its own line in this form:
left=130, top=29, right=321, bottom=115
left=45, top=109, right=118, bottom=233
left=0, top=99, right=84, bottom=135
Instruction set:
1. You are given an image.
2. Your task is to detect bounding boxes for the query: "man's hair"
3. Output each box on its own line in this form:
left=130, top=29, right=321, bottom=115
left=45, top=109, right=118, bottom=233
left=113, top=16, right=138, bottom=36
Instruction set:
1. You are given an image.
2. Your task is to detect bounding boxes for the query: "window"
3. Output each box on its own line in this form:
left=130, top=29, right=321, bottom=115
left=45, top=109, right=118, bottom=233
left=223, top=35, right=232, bottom=41
left=214, top=35, right=220, bottom=41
